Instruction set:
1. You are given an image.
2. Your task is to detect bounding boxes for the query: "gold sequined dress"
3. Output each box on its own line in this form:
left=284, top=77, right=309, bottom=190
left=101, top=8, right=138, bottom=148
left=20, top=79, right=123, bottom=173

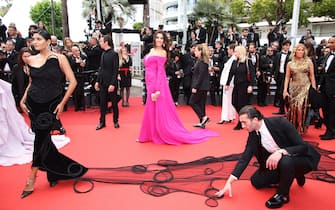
left=287, top=60, right=311, bottom=134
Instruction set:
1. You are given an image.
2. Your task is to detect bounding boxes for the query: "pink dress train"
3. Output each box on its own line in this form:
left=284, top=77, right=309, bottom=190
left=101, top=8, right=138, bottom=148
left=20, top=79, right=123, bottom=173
left=138, top=56, right=218, bottom=145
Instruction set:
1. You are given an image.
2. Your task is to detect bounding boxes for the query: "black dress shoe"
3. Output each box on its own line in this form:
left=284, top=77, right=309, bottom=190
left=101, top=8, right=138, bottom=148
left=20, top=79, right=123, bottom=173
left=49, top=180, right=58, bottom=187
left=296, top=176, right=305, bottom=187
left=21, top=190, right=33, bottom=199
left=320, top=135, right=335, bottom=140
left=265, top=193, right=289, bottom=209
left=96, top=123, right=106, bottom=130
left=114, top=122, right=120, bottom=128
left=272, top=111, right=285, bottom=115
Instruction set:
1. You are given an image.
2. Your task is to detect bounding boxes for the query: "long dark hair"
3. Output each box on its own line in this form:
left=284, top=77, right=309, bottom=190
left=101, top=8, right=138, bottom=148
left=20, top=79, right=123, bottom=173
left=17, top=47, right=32, bottom=69
left=153, top=31, right=170, bottom=61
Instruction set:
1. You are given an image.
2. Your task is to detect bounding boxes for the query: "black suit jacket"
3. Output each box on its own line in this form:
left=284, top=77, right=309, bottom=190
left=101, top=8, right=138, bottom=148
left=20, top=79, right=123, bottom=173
left=320, top=53, right=335, bottom=97
left=196, top=27, right=207, bottom=44
left=191, top=59, right=209, bottom=91
left=273, top=51, right=291, bottom=81
left=232, top=117, right=320, bottom=179
left=83, top=45, right=103, bottom=71
left=97, top=48, right=119, bottom=88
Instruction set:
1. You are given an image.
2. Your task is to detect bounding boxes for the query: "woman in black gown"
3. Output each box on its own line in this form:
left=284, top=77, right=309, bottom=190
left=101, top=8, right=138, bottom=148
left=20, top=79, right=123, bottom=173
left=19, top=29, right=87, bottom=198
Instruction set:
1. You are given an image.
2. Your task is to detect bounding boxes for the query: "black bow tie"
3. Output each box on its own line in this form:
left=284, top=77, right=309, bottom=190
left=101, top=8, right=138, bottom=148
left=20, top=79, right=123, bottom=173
left=281, top=52, right=287, bottom=55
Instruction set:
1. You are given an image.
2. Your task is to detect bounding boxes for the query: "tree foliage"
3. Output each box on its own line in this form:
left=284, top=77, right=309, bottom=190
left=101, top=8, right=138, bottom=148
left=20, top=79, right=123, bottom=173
left=133, top=22, right=143, bottom=30
left=81, top=0, right=135, bottom=29
left=30, top=0, right=62, bottom=38
left=284, top=0, right=310, bottom=27
left=0, top=2, right=12, bottom=17
left=248, top=0, right=278, bottom=26
left=192, top=0, right=227, bottom=23
left=244, top=0, right=311, bottom=27
left=312, top=0, right=335, bottom=19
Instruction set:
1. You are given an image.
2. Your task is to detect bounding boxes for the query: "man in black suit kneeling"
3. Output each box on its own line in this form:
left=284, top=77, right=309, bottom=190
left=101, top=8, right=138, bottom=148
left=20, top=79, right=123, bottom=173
left=216, top=105, right=320, bottom=209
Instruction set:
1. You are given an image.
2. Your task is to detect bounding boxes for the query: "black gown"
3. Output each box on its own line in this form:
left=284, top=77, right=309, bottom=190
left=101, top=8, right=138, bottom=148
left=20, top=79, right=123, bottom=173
left=26, top=55, right=87, bottom=183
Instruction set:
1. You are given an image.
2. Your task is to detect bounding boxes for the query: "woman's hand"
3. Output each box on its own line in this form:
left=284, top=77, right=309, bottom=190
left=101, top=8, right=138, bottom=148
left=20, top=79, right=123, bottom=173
left=53, top=103, right=65, bottom=120
left=283, top=91, right=290, bottom=100
left=20, top=100, right=30, bottom=114
left=94, top=82, right=100, bottom=91
left=151, top=91, right=160, bottom=101
left=247, top=86, right=253, bottom=94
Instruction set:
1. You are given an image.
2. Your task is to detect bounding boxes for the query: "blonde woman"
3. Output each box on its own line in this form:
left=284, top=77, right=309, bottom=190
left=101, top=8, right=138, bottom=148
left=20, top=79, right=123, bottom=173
left=283, top=44, right=316, bottom=134
left=118, top=46, right=132, bottom=107
left=190, top=43, right=212, bottom=128
left=225, top=45, right=256, bottom=130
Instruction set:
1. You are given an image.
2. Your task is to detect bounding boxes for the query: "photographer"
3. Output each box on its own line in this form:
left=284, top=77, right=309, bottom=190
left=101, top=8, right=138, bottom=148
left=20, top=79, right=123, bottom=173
left=258, top=46, right=275, bottom=106
left=208, top=46, right=221, bottom=106
left=140, top=26, right=153, bottom=58
left=166, top=51, right=182, bottom=106
left=248, top=25, right=260, bottom=48
left=209, top=18, right=224, bottom=47
left=68, top=45, right=87, bottom=111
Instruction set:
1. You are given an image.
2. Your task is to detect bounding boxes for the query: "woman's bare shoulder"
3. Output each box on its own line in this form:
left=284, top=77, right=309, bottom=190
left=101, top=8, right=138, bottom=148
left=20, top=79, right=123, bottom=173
left=147, top=48, right=166, bottom=58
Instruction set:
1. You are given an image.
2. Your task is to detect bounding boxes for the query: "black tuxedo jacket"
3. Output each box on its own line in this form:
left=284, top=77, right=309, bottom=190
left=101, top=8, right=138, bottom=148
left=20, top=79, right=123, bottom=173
left=320, top=53, right=335, bottom=97
left=273, top=51, right=291, bottom=81
left=196, top=27, right=207, bottom=44
left=232, top=117, right=320, bottom=179
left=97, top=48, right=119, bottom=88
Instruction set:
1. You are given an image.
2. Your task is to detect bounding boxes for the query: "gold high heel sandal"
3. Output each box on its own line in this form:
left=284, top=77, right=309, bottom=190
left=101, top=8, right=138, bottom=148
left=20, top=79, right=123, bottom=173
left=20, top=177, right=36, bottom=199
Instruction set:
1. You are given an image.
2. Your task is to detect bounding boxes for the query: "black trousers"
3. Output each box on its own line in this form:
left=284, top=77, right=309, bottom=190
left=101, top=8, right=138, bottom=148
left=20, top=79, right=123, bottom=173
left=190, top=90, right=207, bottom=122
left=321, top=93, right=335, bottom=135
left=250, top=155, right=313, bottom=196
left=257, top=79, right=268, bottom=105
left=73, top=74, right=85, bottom=110
left=182, top=75, right=192, bottom=105
left=99, top=85, right=119, bottom=124
left=169, top=77, right=181, bottom=103
left=274, top=73, right=285, bottom=112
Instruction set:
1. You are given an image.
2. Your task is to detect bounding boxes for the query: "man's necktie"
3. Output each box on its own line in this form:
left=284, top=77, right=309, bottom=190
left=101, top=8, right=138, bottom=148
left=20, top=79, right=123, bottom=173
left=257, top=132, right=265, bottom=170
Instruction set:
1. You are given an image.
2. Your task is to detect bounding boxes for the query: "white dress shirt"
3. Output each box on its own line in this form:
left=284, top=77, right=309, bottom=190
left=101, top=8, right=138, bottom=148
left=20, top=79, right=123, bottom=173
left=258, top=120, right=280, bottom=153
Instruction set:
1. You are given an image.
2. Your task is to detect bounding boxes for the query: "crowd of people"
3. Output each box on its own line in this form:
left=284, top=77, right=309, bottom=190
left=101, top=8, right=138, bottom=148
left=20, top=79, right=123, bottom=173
left=0, top=17, right=334, bottom=209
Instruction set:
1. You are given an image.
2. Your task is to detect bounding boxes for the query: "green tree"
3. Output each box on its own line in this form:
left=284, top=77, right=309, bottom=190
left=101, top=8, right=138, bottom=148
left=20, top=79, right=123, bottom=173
left=192, top=0, right=227, bottom=23
left=248, top=0, right=311, bottom=27
left=0, top=0, right=12, bottom=17
left=248, top=0, right=278, bottom=26
left=30, top=0, right=62, bottom=38
left=229, top=0, right=248, bottom=24
left=133, top=22, right=143, bottom=30
left=284, top=0, right=311, bottom=27
left=192, top=0, right=229, bottom=37
left=312, top=0, right=335, bottom=19
left=81, top=0, right=135, bottom=31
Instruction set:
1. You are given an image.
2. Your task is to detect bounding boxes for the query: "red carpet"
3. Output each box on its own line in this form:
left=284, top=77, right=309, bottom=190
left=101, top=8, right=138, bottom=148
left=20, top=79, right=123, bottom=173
left=1, top=97, right=334, bottom=210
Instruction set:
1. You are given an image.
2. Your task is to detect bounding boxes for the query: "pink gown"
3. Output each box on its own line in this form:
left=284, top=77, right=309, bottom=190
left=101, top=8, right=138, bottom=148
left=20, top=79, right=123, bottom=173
left=138, top=55, right=219, bottom=145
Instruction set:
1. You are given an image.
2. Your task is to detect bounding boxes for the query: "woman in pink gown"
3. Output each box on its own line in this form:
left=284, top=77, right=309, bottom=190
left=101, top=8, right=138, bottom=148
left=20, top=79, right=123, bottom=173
left=138, top=31, right=218, bottom=145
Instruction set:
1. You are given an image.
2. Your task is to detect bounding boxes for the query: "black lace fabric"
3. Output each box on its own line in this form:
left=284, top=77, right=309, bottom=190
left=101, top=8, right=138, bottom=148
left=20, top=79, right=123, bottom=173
left=74, top=142, right=335, bottom=207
